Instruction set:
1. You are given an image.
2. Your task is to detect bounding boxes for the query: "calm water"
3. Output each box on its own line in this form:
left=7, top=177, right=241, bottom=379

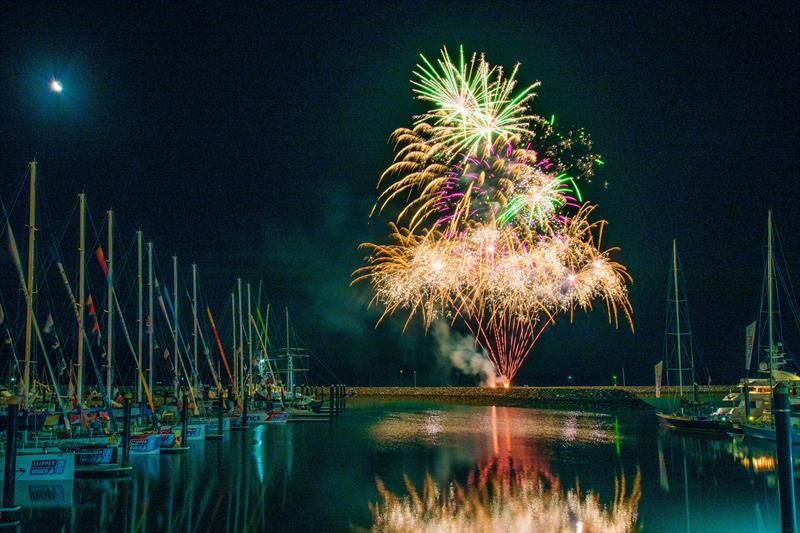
left=14, top=399, right=795, bottom=532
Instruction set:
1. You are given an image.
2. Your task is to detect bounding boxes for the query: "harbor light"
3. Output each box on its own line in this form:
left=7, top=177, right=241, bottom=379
left=49, top=79, right=63, bottom=93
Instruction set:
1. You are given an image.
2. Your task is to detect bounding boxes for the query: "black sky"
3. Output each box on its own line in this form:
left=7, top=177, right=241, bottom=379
left=1, top=2, right=798, bottom=386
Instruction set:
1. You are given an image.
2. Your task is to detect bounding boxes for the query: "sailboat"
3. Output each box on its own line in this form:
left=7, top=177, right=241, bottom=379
left=233, top=296, right=289, bottom=425
left=2, top=165, right=127, bottom=479
left=740, top=211, right=800, bottom=443
left=656, top=240, right=732, bottom=433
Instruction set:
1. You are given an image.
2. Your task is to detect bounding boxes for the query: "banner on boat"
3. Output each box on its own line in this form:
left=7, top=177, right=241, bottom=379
left=30, top=458, right=68, bottom=476
left=654, top=361, right=663, bottom=398
left=745, top=321, right=756, bottom=370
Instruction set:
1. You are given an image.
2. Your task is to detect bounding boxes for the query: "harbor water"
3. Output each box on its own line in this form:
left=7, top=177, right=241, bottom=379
left=13, top=398, right=795, bottom=531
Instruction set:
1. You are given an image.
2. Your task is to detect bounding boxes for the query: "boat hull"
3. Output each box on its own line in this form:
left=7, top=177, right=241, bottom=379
left=1, top=451, right=75, bottom=482
left=265, top=411, right=288, bottom=424
left=234, top=411, right=288, bottom=425
left=67, top=444, right=127, bottom=476
left=129, top=432, right=160, bottom=455
left=158, top=427, right=182, bottom=449
left=657, top=412, right=733, bottom=434
left=742, top=423, right=800, bottom=445
left=203, top=417, right=231, bottom=434
left=184, top=423, right=206, bottom=441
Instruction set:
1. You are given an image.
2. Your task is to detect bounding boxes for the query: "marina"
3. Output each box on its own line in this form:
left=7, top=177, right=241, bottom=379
left=2, top=2, right=799, bottom=531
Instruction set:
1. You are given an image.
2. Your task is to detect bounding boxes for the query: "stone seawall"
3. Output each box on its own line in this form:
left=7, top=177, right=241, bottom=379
left=349, top=385, right=733, bottom=410
left=349, top=386, right=648, bottom=410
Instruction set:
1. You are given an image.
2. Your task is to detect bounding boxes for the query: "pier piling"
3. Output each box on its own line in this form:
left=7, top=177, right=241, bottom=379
left=773, top=382, right=797, bottom=533
left=217, top=397, right=224, bottom=438
left=329, top=385, right=335, bottom=420
left=2, top=401, right=18, bottom=510
left=242, top=390, right=248, bottom=428
left=743, top=382, right=751, bottom=421
left=122, top=398, right=132, bottom=467
left=181, top=394, right=189, bottom=447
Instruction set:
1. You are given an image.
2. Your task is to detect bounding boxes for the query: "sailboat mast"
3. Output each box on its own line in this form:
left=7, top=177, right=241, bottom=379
left=172, top=255, right=179, bottom=400
left=192, top=263, right=198, bottom=392
left=106, top=209, right=114, bottom=403
left=137, top=230, right=143, bottom=404
left=23, top=161, right=36, bottom=408
left=147, top=242, right=154, bottom=397
left=231, top=291, right=237, bottom=395
left=767, top=210, right=774, bottom=380
left=237, top=278, right=244, bottom=399
left=673, top=239, right=684, bottom=406
left=77, top=192, right=86, bottom=405
left=286, top=307, right=293, bottom=395
left=247, top=282, right=253, bottom=395
left=265, top=304, right=271, bottom=381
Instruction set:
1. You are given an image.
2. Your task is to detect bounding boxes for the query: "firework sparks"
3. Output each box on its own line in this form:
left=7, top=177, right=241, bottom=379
left=411, top=46, right=538, bottom=160
left=355, top=46, right=632, bottom=383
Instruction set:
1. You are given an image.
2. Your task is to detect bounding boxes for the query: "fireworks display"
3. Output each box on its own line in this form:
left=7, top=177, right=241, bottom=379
left=355, top=46, right=632, bottom=383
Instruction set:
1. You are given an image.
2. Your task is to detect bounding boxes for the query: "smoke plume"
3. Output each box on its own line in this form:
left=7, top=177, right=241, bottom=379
left=432, top=321, right=497, bottom=386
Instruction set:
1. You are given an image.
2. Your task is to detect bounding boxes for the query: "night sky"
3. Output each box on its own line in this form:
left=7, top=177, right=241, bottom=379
left=1, top=2, right=798, bottom=387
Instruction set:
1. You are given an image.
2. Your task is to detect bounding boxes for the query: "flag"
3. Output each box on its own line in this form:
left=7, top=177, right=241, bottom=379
left=655, top=361, right=664, bottom=398
left=92, top=319, right=100, bottom=334
left=51, top=335, right=61, bottom=350
left=145, top=314, right=153, bottom=334
left=58, top=358, right=67, bottom=375
left=95, top=246, right=109, bottom=277
left=745, top=321, right=757, bottom=370
left=6, top=225, right=22, bottom=270
left=43, top=314, right=54, bottom=335
left=87, top=295, right=97, bottom=317
left=163, top=348, right=170, bottom=360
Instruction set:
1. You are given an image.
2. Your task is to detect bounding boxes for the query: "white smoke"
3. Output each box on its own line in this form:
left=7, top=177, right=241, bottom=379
left=432, top=321, right=497, bottom=386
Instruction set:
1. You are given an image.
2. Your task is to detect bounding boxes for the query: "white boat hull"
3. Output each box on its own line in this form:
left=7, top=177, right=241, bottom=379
left=203, top=417, right=231, bottom=434
left=129, top=432, right=160, bottom=455
left=184, top=423, right=206, bottom=441
left=1, top=451, right=75, bottom=482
